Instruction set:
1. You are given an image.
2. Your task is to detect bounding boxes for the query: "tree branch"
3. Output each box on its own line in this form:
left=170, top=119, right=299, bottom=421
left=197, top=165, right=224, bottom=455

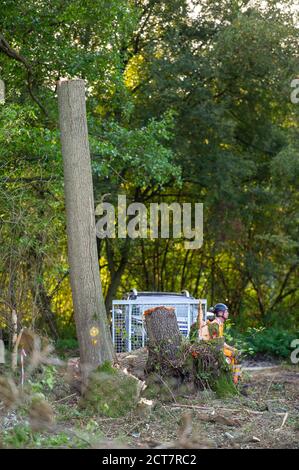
left=0, top=34, right=48, bottom=116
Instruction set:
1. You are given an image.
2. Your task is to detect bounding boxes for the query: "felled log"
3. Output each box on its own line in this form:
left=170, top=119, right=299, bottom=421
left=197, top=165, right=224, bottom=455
left=144, top=306, right=182, bottom=375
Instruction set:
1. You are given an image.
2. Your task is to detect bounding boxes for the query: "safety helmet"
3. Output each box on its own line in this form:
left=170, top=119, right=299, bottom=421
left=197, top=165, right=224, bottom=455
left=213, top=303, right=228, bottom=313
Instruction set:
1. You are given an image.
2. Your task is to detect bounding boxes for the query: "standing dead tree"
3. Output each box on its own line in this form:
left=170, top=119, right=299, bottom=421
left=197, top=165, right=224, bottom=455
left=57, top=79, right=114, bottom=389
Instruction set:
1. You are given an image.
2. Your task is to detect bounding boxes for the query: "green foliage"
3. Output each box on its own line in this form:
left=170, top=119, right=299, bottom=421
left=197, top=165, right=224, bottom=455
left=143, top=338, right=238, bottom=399
left=244, top=328, right=299, bottom=359
left=1, top=424, right=70, bottom=449
left=90, top=111, right=180, bottom=188
left=189, top=322, right=199, bottom=342
left=55, top=403, right=93, bottom=423
left=28, top=366, right=57, bottom=393
left=56, top=338, right=79, bottom=354
left=208, top=322, right=220, bottom=339
left=225, top=323, right=299, bottom=359
left=96, top=360, right=117, bottom=374
left=81, top=363, right=140, bottom=417
left=0, top=0, right=298, bottom=340
left=213, top=374, right=238, bottom=399
left=188, top=339, right=238, bottom=397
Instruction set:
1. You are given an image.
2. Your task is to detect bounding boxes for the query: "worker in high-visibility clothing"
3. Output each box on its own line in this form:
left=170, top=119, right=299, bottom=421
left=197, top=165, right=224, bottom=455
left=192, top=302, right=241, bottom=384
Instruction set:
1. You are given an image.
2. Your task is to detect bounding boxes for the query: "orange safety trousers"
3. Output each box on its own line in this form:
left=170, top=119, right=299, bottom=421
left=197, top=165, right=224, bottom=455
left=224, top=346, right=242, bottom=384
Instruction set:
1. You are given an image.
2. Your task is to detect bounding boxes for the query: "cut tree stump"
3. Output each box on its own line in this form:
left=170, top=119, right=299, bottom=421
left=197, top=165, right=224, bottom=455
left=143, top=306, right=237, bottom=400
left=144, top=306, right=182, bottom=375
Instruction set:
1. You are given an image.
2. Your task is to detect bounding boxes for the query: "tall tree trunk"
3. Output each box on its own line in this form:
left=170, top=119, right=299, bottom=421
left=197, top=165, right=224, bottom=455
left=28, top=245, right=59, bottom=339
left=57, top=79, right=114, bottom=388
left=210, top=250, right=216, bottom=306
left=33, top=283, right=59, bottom=339
left=104, top=238, right=130, bottom=314
left=160, top=239, right=170, bottom=292
left=180, top=249, right=191, bottom=291
left=141, top=239, right=150, bottom=290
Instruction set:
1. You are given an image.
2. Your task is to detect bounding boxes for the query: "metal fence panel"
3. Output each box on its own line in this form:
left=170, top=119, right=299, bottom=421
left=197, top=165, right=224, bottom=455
left=112, top=299, right=207, bottom=352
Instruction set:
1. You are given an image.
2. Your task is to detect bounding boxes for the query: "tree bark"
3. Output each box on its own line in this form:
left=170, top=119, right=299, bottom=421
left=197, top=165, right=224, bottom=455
left=57, top=79, right=114, bottom=388
left=143, top=307, right=235, bottom=397
left=34, top=283, right=59, bottom=339
left=104, top=238, right=131, bottom=315
left=28, top=245, right=59, bottom=339
left=144, top=306, right=182, bottom=374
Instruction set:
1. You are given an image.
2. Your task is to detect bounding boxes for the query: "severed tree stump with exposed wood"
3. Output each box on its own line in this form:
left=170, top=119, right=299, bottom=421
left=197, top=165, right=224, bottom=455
left=144, top=306, right=182, bottom=376
left=143, top=305, right=236, bottom=400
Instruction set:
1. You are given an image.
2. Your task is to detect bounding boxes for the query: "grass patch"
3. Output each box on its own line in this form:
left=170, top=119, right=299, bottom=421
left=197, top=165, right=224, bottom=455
left=1, top=424, right=71, bottom=449
left=81, top=361, right=141, bottom=418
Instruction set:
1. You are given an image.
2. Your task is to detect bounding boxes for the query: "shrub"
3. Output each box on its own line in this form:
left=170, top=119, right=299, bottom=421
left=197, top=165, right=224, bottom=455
left=56, top=338, right=79, bottom=355
left=225, top=322, right=298, bottom=359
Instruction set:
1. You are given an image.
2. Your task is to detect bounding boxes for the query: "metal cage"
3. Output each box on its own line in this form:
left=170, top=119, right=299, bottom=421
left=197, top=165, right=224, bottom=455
left=112, top=297, right=207, bottom=353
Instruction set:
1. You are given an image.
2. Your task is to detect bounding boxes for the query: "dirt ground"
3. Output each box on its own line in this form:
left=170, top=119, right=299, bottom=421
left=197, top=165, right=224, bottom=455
left=95, top=352, right=299, bottom=449
left=0, top=351, right=298, bottom=449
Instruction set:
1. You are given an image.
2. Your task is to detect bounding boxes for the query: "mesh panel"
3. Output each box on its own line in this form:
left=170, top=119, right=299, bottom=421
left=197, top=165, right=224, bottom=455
left=112, top=301, right=205, bottom=353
